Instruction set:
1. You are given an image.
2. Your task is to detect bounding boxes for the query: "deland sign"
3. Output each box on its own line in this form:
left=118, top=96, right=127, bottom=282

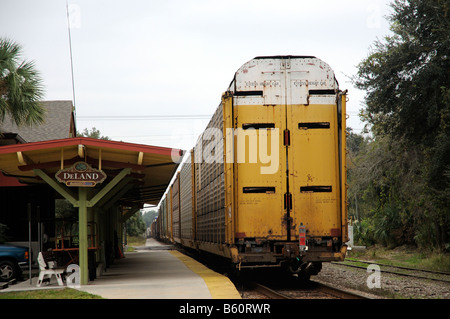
left=55, top=161, right=107, bottom=187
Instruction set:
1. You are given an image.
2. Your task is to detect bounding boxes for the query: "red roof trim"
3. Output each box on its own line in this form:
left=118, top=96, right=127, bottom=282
left=0, top=137, right=183, bottom=157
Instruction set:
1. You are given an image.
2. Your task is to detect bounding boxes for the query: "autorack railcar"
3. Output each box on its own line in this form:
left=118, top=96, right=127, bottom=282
left=157, top=56, right=348, bottom=278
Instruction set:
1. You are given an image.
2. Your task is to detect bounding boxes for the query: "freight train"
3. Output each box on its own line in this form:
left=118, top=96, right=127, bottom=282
left=156, top=56, right=348, bottom=279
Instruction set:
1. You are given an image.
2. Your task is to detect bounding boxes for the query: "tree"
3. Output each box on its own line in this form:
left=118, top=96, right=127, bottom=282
left=353, top=0, right=450, bottom=249
left=0, top=38, right=45, bottom=127
left=77, top=127, right=111, bottom=140
left=126, top=212, right=146, bottom=237
left=348, top=134, right=420, bottom=247
left=355, top=0, right=449, bottom=144
left=354, top=0, right=450, bottom=188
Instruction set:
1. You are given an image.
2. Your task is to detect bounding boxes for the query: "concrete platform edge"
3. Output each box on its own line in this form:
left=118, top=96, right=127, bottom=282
left=170, top=250, right=242, bottom=299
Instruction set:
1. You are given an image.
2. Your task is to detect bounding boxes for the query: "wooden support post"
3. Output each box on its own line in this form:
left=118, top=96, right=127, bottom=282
left=33, top=168, right=133, bottom=286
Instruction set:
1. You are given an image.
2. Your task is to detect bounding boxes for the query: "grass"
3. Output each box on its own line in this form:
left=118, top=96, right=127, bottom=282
left=126, top=235, right=147, bottom=249
left=419, top=253, right=450, bottom=272
left=126, top=246, right=136, bottom=252
left=348, top=245, right=450, bottom=272
left=1, top=236, right=149, bottom=299
left=0, top=288, right=103, bottom=299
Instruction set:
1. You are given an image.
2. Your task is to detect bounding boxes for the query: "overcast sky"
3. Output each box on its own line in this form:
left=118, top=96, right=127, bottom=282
left=0, top=0, right=393, bottom=151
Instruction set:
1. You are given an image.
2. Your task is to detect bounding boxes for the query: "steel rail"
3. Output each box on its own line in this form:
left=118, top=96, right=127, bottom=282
left=252, top=281, right=370, bottom=299
left=342, top=258, right=450, bottom=276
left=311, top=280, right=370, bottom=299
left=331, top=261, right=450, bottom=283
left=252, top=283, right=292, bottom=299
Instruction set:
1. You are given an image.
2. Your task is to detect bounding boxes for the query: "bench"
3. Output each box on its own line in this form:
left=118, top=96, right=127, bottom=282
left=36, top=251, right=66, bottom=287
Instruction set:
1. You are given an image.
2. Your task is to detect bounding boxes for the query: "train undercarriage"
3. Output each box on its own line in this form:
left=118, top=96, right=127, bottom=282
left=232, top=238, right=347, bottom=278
left=190, top=237, right=347, bottom=280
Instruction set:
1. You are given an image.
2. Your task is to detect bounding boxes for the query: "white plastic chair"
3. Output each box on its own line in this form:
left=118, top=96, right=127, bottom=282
left=36, top=252, right=65, bottom=287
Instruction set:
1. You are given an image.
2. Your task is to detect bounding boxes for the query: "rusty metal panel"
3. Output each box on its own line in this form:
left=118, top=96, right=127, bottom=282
left=229, top=56, right=337, bottom=106
left=288, top=58, right=336, bottom=105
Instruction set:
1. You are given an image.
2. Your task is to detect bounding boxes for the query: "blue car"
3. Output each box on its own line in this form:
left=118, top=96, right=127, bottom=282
left=0, top=243, right=30, bottom=282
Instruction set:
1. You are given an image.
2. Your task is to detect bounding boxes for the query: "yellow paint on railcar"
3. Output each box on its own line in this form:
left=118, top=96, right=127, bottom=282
left=229, top=103, right=287, bottom=240
left=288, top=102, right=341, bottom=238
left=222, top=92, right=235, bottom=245
left=340, top=93, right=349, bottom=243
left=221, top=94, right=347, bottom=261
left=167, top=57, right=348, bottom=269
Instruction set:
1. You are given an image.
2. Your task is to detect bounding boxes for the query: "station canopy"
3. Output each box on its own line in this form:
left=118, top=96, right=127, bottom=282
left=0, top=137, right=183, bottom=207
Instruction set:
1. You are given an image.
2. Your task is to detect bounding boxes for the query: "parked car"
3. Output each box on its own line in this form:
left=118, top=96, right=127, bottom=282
left=0, top=243, right=30, bottom=282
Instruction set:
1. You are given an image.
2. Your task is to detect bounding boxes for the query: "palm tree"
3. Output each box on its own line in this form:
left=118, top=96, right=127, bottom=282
left=0, top=38, right=45, bottom=127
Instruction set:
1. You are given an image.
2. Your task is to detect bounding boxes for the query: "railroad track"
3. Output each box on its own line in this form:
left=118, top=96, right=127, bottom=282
left=332, top=259, right=450, bottom=284
left=251, top=282, right=292, bottom=299
left=248, top=280, right=370, bottom=299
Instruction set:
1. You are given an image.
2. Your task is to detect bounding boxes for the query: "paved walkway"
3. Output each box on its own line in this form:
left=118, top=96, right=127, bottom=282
left=0, top=238, right=241, bottom=299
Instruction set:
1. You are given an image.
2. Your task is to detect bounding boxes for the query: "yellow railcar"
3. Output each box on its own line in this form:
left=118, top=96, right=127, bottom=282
left=159, top=56, right=348, bottom=278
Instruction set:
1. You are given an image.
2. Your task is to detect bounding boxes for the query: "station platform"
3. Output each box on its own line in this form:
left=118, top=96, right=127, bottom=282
left=0, top=239, right=241, bottom=299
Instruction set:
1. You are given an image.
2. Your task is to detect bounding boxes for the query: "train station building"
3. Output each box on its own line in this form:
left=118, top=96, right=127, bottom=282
left=0, top=101, right=183, bottom=285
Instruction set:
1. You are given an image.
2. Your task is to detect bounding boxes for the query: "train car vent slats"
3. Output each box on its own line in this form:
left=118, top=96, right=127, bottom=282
left=243, top=187, right=276, bottom=194
left=298, top=122, right=330, bottom=129
left=300, top=186, right=332, bottom=193
left=242, top=123, right=275, bottom=130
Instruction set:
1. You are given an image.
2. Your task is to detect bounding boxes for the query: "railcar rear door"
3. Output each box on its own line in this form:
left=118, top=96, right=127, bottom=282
left=233, top=69, right=287, bottom=240
left=285, top=58, right=342, bottom=242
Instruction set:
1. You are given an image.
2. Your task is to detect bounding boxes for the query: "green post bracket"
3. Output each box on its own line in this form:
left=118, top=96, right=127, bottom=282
left=33, top=168, right=132, bottom=285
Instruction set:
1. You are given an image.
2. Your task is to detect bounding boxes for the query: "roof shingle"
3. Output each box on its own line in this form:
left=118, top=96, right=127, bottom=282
left=0, top=100, right=75, bottom=142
